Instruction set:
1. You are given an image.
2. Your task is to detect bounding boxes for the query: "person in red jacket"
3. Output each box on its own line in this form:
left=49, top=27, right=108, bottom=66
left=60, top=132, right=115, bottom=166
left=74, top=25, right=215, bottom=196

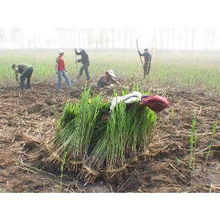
left=56, top=49, right=72, bottom=91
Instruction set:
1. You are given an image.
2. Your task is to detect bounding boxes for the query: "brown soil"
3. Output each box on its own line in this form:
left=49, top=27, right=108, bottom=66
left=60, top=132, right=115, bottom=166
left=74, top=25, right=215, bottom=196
left=0, top=82, right=219, bottom=193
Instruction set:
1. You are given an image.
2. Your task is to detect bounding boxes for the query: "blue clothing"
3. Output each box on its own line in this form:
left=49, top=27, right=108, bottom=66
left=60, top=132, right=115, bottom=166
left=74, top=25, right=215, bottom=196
left=56, top=70, right=72, bottom=90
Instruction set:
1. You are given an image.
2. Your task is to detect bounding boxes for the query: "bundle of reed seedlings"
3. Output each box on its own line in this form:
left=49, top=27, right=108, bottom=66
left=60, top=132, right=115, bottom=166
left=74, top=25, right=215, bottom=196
left=51, top=89, right=157, bottom=183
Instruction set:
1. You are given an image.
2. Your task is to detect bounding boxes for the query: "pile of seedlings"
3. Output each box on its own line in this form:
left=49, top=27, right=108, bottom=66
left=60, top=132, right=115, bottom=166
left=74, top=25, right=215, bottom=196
left=48, top=89, right=157, bottom=184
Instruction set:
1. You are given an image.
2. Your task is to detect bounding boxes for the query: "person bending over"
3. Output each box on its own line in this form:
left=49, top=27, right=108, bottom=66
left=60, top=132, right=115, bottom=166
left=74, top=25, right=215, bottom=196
left=12, top=63, right=33, bottom=89
left=97, top=70, right=120, bottom=88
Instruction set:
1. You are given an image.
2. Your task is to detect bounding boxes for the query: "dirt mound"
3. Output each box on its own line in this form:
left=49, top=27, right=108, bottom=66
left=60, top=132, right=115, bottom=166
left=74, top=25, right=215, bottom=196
left=0, top=83, right=219, bottom=192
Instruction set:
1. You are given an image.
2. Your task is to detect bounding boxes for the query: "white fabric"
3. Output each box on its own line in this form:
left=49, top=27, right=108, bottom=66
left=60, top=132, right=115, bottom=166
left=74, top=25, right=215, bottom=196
left=76, top=48, right=82, bottom=53
left=107, top=69, right=116, bottom=78
left=110, top=91, right=142, bottom=111
left=59, top=49, right=64, bottom=54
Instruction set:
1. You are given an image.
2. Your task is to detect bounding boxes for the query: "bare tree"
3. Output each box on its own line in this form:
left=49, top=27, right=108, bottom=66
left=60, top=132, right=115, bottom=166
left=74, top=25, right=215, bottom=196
left=0, top=28, right=6, bottom=49
left=191, top=28, right=196, bottom=52
left=11, top=27, right=23, bottom=49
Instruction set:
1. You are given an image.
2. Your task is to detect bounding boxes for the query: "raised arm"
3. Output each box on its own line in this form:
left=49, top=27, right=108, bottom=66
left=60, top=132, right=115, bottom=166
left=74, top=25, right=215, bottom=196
left=75, top=48, right=81, bottom=55
left=138, top=50, right=144, bottom=56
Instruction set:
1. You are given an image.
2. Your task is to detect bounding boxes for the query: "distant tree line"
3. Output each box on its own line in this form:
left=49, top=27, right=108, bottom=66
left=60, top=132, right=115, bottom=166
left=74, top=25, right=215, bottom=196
left=0, top=27, right=219, bottom=50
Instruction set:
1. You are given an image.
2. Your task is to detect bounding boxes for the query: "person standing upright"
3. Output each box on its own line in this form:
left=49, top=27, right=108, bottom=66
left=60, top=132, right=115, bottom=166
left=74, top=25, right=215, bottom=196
left=138, top=48, right=152, bottom=77
left=75, top=48, right=90, bottom=81
left=12, top=63, right=33, bottom=90
left=56, top=49, right=72, bottom=91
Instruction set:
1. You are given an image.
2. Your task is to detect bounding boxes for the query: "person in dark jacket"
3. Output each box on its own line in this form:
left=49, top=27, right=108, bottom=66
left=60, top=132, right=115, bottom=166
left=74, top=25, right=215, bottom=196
left=138, top=48, right=152, bottom=76
left=75, top=48, right=90, bottom=81
left=97, top=70, right=120, bottom=88
left=12, top=63, right=33, bottom=89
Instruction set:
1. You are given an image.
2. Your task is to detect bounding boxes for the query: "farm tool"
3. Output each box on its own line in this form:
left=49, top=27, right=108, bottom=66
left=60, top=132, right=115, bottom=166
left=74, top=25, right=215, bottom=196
left=135, top=39, right=144, bottom=77
left=74, top=49, right=78, bottom=74
left=15, top=74, right=21, bottom=86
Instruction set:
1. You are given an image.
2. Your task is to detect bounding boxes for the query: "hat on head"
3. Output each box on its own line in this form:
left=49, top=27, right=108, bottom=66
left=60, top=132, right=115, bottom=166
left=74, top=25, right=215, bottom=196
left=76, top=48, right=83, bottom=52
left=59, top=49, right=64, bottom=54
left=107, top=69, right=116, bottom=78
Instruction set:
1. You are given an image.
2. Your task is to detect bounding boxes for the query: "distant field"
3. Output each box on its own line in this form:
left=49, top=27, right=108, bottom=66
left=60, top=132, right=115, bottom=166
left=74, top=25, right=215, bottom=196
left=0, top=49, right=219, bottom=94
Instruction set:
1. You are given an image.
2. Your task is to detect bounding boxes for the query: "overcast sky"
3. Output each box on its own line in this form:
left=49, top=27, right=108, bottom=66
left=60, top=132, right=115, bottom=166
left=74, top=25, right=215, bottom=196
left=1, top=0, right=219, bottom=31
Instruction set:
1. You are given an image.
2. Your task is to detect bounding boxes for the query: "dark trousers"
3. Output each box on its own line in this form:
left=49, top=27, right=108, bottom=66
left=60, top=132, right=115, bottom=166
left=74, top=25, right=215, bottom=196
left=20, top=67, right=33, bottom=89
left=79, top=64, right=90, bottom=80
left=144, top=62, right=150, bottom=77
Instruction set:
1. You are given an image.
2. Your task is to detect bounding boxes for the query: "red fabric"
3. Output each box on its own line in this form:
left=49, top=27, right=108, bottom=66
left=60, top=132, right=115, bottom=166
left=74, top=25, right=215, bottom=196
left=57, top=56, right=65, bottom=71
left=141, top=95, right=169, bottom=113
